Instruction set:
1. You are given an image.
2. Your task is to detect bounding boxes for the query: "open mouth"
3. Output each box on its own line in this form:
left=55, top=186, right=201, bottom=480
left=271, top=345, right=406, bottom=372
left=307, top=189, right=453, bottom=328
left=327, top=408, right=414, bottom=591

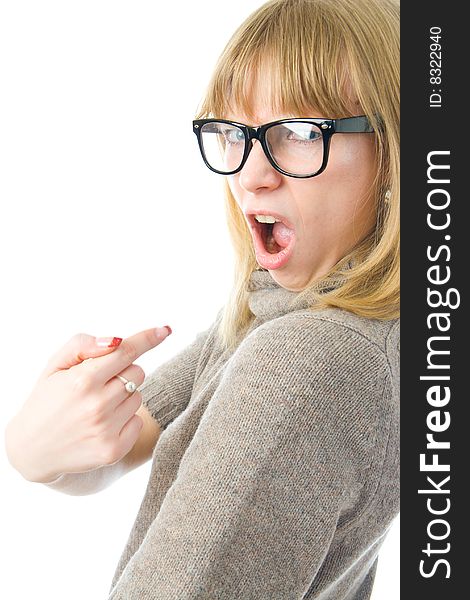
left=247, top=214, right=296, bottom=270
left=259, top=222, right=283, bottom=254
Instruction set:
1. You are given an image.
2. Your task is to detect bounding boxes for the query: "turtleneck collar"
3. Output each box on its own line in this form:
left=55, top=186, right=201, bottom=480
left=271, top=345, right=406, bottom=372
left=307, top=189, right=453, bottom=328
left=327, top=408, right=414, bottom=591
left=246, top=264, right=352, bottom=323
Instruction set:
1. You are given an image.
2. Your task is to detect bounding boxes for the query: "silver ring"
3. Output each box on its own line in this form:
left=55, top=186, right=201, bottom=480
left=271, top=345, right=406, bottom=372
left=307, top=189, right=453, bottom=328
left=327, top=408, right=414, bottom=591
left=116, top=375, right=137, bottom=394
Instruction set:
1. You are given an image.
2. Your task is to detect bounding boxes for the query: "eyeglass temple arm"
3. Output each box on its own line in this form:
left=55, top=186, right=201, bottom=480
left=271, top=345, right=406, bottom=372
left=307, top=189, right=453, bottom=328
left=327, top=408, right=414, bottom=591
left=334, top=116, right=375, bottom=133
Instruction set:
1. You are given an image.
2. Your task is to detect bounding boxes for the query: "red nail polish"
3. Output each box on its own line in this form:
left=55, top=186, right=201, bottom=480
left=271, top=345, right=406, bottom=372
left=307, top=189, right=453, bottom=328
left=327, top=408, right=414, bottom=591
left=163, top=325, right=172, bottom=335
left=96, top=336, right=122, bottom=348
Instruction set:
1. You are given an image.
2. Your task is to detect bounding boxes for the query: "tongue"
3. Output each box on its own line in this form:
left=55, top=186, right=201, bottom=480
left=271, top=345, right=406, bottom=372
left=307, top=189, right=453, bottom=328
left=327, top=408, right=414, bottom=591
left=272, top=222, right=294, bottom=249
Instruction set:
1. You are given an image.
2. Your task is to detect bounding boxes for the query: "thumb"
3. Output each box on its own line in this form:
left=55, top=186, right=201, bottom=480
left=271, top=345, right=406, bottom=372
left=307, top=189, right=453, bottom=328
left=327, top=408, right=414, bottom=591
left=41, top=333, right=123, bottom=378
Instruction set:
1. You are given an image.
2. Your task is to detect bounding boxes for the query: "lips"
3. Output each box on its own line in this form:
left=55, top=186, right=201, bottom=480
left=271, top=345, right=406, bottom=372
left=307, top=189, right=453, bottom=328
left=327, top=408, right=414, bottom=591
left=244, top=209, right=297, bottom=270
left=244, top=209, right=296, bottom=232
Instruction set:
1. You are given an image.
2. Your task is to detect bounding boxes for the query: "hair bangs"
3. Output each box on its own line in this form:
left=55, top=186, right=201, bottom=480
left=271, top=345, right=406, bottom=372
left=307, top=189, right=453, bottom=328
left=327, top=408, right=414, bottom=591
left=195, top=1, right=363, bottom=122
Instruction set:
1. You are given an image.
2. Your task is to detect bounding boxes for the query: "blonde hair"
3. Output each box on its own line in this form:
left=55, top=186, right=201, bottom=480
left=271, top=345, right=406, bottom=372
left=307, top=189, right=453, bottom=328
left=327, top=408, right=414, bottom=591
left=194, top=0, right=400, bottom=351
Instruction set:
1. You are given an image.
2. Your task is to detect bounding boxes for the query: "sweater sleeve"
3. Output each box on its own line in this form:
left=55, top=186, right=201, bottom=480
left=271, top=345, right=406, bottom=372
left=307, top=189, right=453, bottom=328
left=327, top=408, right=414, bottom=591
left=139, top=309, right=222, bottom=431
left=108, top=314, right=391, bottom=600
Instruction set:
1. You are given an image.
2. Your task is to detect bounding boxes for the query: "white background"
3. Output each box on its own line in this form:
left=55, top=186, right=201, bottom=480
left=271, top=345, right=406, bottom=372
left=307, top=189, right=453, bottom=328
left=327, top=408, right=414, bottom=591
left=0, top=2, right=399, bottom=598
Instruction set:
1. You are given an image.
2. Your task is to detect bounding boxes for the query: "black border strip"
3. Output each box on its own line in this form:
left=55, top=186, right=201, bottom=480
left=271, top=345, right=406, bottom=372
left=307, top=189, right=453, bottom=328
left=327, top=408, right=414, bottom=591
left=401, top=1, right=466, bottom=595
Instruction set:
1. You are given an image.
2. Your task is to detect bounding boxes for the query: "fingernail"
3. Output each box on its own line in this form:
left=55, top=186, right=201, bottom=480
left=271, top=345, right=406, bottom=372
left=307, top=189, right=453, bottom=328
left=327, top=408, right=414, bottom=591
left=96, top=337, right=122, bottom=348
left=156, top=325, right=172, bottom=336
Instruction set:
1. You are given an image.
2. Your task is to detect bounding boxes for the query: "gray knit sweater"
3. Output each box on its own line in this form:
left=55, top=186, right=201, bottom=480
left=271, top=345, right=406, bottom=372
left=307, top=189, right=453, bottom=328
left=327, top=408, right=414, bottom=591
left=108, top=269, right=400, bottom=599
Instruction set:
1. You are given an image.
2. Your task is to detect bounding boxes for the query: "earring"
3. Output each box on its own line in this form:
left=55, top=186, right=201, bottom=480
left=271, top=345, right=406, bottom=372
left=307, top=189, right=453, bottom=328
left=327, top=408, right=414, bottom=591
left=384, top=189, right=391, bottom=203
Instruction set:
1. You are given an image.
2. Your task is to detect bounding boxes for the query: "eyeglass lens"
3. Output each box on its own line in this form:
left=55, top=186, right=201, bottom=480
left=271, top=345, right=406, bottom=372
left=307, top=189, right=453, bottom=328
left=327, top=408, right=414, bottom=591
left=200, top=121, right=324, bottom=176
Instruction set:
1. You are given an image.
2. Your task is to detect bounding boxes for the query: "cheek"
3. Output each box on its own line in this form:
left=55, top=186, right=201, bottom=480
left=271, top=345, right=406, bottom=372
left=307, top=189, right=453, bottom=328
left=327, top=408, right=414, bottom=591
left=297, top=140, right=376, bottom=231
left=328, top=141, right=375, bottom=188
left=227, top=176, right=242, bottom=206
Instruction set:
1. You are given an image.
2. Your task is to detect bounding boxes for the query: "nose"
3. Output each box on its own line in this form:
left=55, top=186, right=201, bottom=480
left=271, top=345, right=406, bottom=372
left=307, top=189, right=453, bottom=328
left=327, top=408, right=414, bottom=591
left=237, top=139, right=282, bottom=193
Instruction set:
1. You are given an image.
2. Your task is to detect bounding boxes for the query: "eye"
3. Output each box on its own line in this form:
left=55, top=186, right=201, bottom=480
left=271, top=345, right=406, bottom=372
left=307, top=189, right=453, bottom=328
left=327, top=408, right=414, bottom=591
left=224, top=127, right=245, bottom=145
left=286, top=126, right=322, bottom=144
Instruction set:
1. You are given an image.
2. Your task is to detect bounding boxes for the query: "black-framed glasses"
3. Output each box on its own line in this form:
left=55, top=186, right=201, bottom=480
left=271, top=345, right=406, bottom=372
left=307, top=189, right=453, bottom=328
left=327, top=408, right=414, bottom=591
left=192, top=115, right=374, bottom=179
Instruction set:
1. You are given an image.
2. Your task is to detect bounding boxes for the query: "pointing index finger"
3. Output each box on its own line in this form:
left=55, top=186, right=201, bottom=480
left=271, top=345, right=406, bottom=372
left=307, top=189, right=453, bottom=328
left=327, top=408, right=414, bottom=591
left=86, top=326, right=171, bottom=384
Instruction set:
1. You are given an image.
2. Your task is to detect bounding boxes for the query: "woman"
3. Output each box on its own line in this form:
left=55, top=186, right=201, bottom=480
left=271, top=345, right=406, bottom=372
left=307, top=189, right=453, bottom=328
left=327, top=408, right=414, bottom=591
left=5, top=0, right=399, bottom=598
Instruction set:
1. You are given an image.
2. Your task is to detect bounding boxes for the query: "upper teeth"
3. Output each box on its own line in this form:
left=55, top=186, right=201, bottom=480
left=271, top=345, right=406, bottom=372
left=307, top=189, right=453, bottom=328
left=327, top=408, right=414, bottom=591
left=254, top=215, right=280, bottom=223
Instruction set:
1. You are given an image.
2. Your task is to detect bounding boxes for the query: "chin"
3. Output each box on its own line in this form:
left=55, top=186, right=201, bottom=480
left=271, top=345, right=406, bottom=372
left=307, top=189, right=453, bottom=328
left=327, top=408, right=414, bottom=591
left=268, top=269, right=308, bottom=292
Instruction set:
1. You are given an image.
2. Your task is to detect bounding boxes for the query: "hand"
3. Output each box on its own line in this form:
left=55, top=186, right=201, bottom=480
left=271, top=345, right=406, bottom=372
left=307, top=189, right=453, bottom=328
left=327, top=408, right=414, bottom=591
left=5, top=326, right=172, bottom=483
